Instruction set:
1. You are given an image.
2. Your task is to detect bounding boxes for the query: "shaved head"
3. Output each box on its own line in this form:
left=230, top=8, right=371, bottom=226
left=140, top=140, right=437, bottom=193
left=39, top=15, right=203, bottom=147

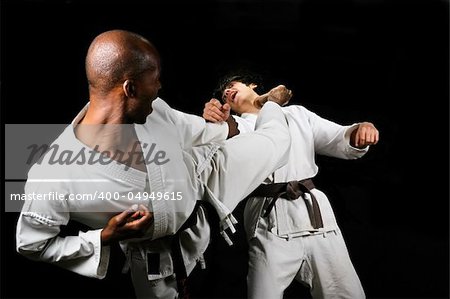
left=85, top=29, right=160, bottom=93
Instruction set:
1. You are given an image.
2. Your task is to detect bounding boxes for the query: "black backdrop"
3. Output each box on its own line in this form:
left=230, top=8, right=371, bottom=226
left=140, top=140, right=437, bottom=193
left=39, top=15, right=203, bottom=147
left=1, top=0, right=449, bottom=298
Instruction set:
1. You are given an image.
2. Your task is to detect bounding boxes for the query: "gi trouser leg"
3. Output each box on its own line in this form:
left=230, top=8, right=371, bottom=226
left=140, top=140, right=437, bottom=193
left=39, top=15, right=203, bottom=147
left=298, top=229, right=366, bottom=299
left=247, top=220, right=366, bottom=299
left=194, top=101, right=291, bottom=216
left=247, top=216, right=303, bottom=299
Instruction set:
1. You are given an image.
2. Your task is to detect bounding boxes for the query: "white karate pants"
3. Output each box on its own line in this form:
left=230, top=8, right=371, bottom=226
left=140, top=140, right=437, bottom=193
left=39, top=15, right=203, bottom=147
left=247, top=215, right=365, bottom=299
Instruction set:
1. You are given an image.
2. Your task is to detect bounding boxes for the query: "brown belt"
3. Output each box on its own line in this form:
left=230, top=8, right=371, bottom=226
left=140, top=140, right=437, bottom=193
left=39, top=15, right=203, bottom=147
left=247, top=179, right=324, bottom=229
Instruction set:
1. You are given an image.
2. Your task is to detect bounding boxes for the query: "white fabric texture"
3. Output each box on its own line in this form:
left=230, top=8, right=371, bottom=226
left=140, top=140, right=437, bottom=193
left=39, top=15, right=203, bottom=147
left=16, top=98, right=291, bottom=298
left=233, top=104, right=367, bottom=298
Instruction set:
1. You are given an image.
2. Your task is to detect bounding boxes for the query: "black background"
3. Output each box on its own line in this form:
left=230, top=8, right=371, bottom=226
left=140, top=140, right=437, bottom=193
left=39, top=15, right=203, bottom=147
left=1, top=0, right=449, bottom=298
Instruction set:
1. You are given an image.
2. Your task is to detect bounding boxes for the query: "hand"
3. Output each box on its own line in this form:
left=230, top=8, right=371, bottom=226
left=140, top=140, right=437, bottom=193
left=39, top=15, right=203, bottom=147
left=101, top=204, right=153, bottom=245
left=350, top=122, right=379, bottom=148
left=203, top=98, right=230, bottom=123
left=254, top=85, right=293, bottom=108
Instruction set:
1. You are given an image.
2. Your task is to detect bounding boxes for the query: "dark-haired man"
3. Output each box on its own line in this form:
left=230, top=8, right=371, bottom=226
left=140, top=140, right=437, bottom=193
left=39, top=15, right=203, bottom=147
left=203, top=70, right=378, bottom=299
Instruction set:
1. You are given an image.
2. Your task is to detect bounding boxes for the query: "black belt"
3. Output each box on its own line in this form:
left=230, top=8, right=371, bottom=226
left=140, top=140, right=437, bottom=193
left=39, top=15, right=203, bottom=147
left=247, top=179, right=324, bottom=229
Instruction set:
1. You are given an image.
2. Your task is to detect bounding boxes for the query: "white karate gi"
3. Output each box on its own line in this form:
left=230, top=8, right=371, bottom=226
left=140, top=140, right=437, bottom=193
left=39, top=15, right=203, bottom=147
left=16, top=98, right=290, bottom=299
left=232, top=105, right=367, bottom=299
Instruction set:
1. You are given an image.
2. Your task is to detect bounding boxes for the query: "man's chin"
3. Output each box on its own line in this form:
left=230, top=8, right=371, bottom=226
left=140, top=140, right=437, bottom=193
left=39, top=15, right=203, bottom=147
left=134, top=111, right=152, bottom=125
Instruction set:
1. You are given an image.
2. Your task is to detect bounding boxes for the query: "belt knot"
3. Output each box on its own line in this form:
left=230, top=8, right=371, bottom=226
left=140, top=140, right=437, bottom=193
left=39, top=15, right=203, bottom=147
left=286, top=180, right=306, bottom=200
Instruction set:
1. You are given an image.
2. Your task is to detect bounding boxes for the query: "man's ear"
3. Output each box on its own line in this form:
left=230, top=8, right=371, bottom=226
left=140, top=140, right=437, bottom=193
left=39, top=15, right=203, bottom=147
left=123, top=80, right=136, bottom=97
left=249, top=83, right=258, bottom=90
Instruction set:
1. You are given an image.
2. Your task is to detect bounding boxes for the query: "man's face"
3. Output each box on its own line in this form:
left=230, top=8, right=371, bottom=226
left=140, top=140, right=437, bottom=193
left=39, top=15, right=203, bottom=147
left=222, top=81, right=258, bottom=114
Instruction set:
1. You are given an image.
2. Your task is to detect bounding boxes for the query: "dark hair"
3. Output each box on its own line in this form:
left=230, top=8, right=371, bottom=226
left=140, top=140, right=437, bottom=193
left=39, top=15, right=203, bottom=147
left=213, top=68, right=265, bottom=101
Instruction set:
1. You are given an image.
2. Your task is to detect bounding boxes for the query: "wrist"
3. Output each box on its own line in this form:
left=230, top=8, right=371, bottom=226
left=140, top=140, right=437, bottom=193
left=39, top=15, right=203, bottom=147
left=100, top=229, right=112, bottom=246
left=226, top=116, right=240, bottom=138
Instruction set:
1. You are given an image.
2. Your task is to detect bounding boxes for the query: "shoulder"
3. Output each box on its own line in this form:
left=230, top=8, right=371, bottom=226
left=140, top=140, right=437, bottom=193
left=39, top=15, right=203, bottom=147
left=146, top=97, right=178, bottom=124
left=150, top=97, right=172, bottom=116
left=26, top=126, right=81, bottom=178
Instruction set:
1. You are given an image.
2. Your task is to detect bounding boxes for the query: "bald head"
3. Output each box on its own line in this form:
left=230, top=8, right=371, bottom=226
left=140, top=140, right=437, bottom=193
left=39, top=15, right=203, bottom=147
left=85, top=29, right=160, bottom=94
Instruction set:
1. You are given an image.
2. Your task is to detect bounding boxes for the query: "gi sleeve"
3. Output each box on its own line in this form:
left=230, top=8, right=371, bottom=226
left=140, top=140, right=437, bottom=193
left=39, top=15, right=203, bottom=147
left=304, top=107, right=368, bottom=159
left=16, top=179, right=110, bottom=279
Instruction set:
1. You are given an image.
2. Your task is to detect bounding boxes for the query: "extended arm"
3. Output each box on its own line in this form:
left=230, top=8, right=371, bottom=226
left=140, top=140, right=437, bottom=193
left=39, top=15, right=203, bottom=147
left=305, top=107, right=379, bottom=158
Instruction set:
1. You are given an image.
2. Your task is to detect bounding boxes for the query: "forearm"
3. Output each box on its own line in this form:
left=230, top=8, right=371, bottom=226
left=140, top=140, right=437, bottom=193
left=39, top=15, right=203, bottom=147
left=17, top=216, right=110, bottom=278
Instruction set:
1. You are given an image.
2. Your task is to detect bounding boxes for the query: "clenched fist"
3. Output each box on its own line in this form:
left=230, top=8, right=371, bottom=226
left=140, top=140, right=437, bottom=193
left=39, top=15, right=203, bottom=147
left=350, top=122, right=379, bottom=148
left=101, top=204, right=153, bottom=245
left=203, top=98, right=230, bottom=123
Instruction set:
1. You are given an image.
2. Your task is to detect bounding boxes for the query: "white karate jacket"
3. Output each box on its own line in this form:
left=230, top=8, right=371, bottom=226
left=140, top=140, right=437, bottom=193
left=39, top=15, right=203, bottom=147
left=16, top=98, right=290, bottom=282
left=232, top=105, right=369, bottom=238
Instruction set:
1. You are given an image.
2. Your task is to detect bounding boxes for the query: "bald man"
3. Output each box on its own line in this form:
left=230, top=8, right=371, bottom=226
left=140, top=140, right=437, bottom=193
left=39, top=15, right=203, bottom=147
left=15, top=30, right=291, bottom=299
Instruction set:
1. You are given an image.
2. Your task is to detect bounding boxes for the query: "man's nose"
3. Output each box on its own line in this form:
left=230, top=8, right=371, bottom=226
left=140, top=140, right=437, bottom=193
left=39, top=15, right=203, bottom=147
left=223, top=88, right=232, bottom=100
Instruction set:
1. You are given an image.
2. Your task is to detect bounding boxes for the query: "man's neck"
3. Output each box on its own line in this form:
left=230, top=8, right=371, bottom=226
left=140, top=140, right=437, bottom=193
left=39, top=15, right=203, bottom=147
left=75, top=123, right=147, bottom=172
left=240, top=99, right=260, bottom=115
left=75, top=122, right=135, bottom=152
